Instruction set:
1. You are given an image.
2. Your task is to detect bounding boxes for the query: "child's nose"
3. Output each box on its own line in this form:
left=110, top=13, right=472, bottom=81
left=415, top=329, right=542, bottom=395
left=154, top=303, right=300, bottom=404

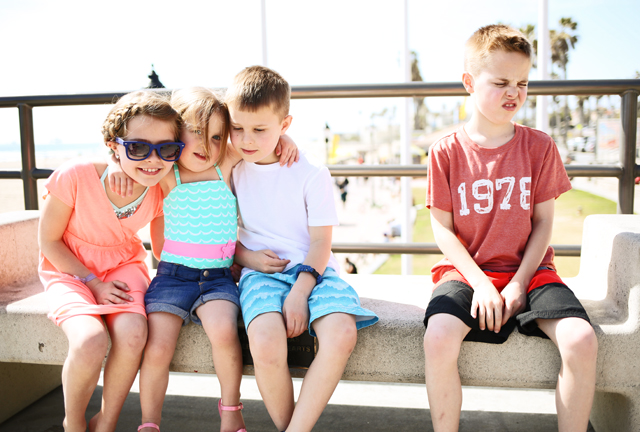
left=506, top=85, right=518, bottom=98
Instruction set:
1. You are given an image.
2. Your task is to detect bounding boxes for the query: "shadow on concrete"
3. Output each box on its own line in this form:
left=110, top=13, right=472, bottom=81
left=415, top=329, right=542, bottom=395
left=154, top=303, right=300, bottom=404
left=0, top=384, right=597, bottom=432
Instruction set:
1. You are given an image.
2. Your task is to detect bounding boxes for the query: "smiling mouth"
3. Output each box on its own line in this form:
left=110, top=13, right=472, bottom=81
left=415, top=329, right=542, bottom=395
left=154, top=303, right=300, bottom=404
left=194, top=152, right=207, bottom=160
left=139, top=167, right=162, bottom=175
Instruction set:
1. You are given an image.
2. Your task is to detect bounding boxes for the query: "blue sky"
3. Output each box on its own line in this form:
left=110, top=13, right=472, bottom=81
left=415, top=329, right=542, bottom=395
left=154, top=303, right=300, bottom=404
left=0, top=0, right=638, bottom=146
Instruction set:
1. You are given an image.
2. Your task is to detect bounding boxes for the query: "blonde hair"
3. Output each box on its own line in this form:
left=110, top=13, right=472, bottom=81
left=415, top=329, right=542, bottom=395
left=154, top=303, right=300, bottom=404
left=171, top=87, right=230, bottom=166
left=225, top=65, right=290, bottom=119
left=101, top=91, right=182, bottom=144
left=464, top=24, right=532, bottom=75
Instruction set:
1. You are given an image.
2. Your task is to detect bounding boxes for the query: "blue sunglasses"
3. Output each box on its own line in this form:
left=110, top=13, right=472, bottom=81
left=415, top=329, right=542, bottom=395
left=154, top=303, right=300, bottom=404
left=115, top=137, right=185, bottom=162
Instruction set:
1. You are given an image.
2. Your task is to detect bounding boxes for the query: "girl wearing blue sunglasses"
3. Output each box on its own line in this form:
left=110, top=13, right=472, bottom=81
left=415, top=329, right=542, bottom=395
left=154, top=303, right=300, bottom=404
left=38, top=91, right=183, bottom=432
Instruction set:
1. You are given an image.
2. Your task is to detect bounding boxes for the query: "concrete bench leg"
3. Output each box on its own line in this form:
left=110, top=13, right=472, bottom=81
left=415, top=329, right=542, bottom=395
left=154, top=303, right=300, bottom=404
left=591, top=390, right=640, bottom=432
left=0, top=362, right=62, bottom=423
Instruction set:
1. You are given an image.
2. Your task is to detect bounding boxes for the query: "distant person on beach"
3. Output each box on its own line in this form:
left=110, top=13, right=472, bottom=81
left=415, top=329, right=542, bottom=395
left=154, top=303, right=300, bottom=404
left=423, top=25, right=597, bottom=432
left=38, top=91, right=182, bottom=432
left=228, top=66, right=378, bottom=432
left=336, top=177, right=349, bottom=207
left=345, top=257, right=358, bottom=274
left=107, top=87, right=298, bottom=432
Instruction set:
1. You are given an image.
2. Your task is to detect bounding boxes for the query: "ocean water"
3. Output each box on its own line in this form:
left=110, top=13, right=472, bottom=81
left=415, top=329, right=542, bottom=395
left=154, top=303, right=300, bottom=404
left=0, top=142, right=105, bottom=163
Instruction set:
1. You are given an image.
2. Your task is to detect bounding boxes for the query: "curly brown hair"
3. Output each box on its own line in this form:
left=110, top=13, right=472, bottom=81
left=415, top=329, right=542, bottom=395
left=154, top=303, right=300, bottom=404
left=101, top=91, right=183, bottom=145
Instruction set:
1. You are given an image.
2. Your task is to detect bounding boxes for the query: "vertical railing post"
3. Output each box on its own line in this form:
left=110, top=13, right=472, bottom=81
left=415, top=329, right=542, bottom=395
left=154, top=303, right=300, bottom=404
left=618, top=91, right=638, bottom=214
left=18, top=104, right=39, bottom=210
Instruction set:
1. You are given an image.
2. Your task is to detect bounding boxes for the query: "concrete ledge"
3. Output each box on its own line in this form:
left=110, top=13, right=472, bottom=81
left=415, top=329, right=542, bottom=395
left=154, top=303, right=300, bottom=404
left=1, top=212, right=640, bottom=431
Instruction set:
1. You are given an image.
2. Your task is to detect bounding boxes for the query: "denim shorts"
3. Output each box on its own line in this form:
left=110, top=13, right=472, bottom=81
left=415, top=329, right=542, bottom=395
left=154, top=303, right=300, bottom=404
left=145, top=261, right=240, bottom=326
left=238, top=265, right=378, bottom=337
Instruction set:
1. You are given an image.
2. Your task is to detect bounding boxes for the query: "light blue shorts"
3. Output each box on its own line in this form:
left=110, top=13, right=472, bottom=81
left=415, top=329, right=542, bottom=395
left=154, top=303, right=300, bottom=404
left=238, top=265, right=378, bottom=337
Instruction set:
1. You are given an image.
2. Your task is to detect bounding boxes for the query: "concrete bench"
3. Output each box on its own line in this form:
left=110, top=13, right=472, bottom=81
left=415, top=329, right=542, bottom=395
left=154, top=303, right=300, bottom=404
left=1, top=211, right=639, bottom=431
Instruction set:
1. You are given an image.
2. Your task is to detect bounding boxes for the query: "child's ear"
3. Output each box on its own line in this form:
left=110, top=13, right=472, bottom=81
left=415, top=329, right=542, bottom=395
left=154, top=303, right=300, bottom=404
left=280, top=115, right=293, bottom=135
left=462, top=72, right=474, bottom=94
left=106, top=140, right=118, bottom=153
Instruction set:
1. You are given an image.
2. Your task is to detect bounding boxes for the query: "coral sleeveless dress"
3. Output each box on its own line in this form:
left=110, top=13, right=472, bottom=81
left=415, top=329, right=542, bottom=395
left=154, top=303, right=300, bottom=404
left=38, top=159, right=164, bottom=325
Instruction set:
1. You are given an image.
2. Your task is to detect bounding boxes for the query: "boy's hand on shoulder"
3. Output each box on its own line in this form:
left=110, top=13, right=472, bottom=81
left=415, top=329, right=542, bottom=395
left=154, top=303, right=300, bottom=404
left=248, top=249, right=291, bottom=274
left=282, top=289, right=309, bottom=338
left=471, top=280, right=504, bottom=333
left=107, top=153, right=134, bottom=197
left=500, top=280, right=527, bottom=326
left=88, top=279, right=134, bottom=305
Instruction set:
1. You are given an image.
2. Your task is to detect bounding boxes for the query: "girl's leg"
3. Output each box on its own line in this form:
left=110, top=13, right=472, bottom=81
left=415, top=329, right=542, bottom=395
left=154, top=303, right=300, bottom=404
left=89, top=312, right=148, bottom=432
left=59, top=315, right=109, bottom=432
left=138, top=312, right=184, bottom=432
left=286, top=313, right=357, bottom=432
left=423, top=313, right=471, bottom=432
left=247, top=312, right=294, bottom=431
left=197, top=300, right=245, bottom=432
left=536, top=317, right=598, bottom=432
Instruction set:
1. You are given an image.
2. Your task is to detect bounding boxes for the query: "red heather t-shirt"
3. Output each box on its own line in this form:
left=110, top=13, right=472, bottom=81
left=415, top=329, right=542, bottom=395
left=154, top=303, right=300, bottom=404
left=426, top=123, right=571, bottom=278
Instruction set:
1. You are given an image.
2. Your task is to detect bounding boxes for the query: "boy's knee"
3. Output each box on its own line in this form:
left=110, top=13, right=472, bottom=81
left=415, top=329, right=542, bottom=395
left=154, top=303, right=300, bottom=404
left=561, top=320, right=598, bottom=363
left=319, top=321, right=357, bottom=356
left=249, top=330, right=287, bottom=367
left=424, top=324, right=463, bottom=362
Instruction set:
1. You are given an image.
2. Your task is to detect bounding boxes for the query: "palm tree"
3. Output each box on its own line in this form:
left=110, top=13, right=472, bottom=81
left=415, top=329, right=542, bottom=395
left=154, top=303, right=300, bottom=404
left=518, top=24, right=538, bottom=127
left=551, top=17, right=579, bottom=147
left=411, top=51, right=428, bottom=130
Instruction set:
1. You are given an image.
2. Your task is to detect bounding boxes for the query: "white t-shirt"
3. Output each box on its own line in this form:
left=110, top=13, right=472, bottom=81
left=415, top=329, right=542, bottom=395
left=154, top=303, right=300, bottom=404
left=232, top=151, right=340, bottom=278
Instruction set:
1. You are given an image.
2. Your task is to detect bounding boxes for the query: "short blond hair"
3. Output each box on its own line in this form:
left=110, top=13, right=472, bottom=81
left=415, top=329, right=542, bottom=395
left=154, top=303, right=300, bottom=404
left=464, top=24, right=532, bottom=75
left=225, top=65, right=290, bottom=119
left=101, top=91, right=182, bottom=144
left=170, top=87, right=230, bottom=166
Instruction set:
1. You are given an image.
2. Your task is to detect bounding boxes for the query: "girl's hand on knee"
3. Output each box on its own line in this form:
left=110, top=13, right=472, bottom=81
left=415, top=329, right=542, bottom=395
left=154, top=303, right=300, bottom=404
left=282, top=291, right=309, bottom=338
left=89, top=279, right=133, bottom=305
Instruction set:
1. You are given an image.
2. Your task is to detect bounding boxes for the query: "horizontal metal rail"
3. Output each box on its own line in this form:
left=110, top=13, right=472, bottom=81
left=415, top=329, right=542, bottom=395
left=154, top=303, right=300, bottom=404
left=1, top=80, right=638, bottom=259
left=1, top=80, right=639, bottom=108
left=141, top=241, right=581, bottom=257
left=331, top=242, right=581, bottom=257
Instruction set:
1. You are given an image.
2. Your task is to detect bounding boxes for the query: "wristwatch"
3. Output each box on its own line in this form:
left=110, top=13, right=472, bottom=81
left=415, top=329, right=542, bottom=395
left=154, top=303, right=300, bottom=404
left=295, top=265, right=323, bottom=285
left=73, top=273, right=97, bottom=285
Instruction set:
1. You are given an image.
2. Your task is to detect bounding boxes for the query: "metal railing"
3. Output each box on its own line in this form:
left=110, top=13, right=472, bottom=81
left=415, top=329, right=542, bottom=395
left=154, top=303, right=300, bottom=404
left=1, top=80, right=638, bottom=258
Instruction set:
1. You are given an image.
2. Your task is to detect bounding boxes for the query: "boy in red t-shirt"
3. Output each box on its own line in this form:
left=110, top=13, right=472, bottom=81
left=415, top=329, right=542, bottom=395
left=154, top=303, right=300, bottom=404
left=423, top=24, right=597, bottom=432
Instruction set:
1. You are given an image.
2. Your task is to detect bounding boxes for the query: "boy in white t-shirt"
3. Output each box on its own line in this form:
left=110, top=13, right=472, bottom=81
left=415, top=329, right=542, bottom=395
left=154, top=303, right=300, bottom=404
left=228, top=66, right=378, bottom=432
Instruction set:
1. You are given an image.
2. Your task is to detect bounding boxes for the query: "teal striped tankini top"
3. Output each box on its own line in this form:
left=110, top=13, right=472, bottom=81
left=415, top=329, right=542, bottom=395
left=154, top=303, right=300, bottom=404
left=160, top=164, right=237, bottom=269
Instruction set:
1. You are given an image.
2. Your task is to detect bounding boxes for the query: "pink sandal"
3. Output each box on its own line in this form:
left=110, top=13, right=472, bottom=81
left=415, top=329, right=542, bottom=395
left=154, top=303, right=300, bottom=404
left=138, top=423, right=160, bottom=432
left=218, top=399, right=247, bottom=432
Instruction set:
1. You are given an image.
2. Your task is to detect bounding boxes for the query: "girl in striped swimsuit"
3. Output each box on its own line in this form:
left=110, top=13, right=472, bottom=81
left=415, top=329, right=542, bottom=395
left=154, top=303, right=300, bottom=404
left=115, top=88, right=298, bottom=432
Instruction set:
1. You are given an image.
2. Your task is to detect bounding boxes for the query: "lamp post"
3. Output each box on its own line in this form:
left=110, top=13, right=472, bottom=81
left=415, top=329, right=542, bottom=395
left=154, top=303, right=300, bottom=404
left=324, top=122, right=331, bottom=164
